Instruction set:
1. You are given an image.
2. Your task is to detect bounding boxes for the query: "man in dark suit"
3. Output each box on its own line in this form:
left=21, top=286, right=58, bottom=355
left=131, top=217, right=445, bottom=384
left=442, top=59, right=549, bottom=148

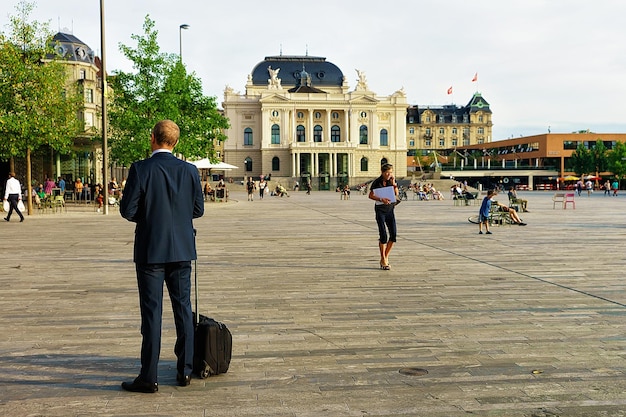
left=120, top=120, right=204, bottom=393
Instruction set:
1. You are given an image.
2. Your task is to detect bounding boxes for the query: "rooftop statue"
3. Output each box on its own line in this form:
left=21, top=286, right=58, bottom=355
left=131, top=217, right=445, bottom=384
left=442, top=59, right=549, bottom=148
left=268, top=66, right=282, bottom=89
left=355, top=69, right=368, bottom=91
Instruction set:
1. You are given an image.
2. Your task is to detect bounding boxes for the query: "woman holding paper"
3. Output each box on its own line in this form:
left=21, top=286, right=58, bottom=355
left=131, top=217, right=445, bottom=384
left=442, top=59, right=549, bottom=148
left=368, top=163, right=399, bottom=270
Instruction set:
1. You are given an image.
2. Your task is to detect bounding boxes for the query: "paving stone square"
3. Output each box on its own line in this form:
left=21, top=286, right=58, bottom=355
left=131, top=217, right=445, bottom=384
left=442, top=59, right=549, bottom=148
left=0, top=190, right=624, bottom=416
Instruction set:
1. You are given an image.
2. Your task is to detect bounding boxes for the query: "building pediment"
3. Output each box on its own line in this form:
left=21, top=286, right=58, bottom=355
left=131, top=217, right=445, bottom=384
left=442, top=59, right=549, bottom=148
left=348, top=95, right=379, bottom=104
left=259, top=93, right=291, bottom=103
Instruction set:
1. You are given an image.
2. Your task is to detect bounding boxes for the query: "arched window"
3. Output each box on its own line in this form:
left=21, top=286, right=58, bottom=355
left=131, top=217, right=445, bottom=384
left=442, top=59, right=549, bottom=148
left=380, top=129, right=388, bottom=146
left=244, top=157, right=253, bottom=172
left=296, top=125, right=306, bottom=142
left=271, top=124, right=280, bottom=144
left=331, top=125, right=340, bottom=142
left=360, top=157, right=368, bottom=172
left=244, top=127, right=253, bottom=146
left=272, top=156, right=280, bottom=171
left=313, top=125, right=323, bottom=142
left=359, top=125, right=368, bottom=145
left=380, top=158, right=388, bottom=167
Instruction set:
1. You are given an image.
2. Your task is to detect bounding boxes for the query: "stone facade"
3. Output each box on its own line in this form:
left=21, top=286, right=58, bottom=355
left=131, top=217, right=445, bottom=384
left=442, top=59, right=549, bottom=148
left=406, top=92, right=493, bottom=151
left=49, top=32, right=105, bottom=186
left=222, top=55, right=407, bottom=190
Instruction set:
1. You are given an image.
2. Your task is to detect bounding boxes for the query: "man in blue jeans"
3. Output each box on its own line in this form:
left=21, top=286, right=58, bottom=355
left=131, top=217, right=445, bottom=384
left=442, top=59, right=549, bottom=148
left=120, top=120, right=204, bottom=393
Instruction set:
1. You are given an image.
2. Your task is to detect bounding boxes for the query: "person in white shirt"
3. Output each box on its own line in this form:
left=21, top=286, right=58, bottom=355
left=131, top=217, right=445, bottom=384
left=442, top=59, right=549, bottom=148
left=3, top=172, right=24, bottom=222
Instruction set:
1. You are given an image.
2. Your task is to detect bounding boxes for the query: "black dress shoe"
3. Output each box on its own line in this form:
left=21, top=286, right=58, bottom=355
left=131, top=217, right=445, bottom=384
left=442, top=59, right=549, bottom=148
left=176, top=373, right=191, bottom=387
left=3, top=217, right=8, bottom=222
left=121, top=376, right=158, bottom=393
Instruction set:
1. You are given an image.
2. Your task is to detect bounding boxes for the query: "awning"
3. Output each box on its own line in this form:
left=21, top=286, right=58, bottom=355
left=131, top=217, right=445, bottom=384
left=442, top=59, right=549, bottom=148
left=190, top=159, right=238, bottom=170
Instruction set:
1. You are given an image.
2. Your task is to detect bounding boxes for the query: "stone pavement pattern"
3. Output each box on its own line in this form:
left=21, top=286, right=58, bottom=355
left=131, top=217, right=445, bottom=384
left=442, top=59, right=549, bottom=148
left=0, top=190, right=625, bottom=417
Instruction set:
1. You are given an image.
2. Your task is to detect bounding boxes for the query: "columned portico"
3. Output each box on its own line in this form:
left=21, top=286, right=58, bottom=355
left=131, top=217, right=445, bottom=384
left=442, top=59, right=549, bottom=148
left=223, top=55, right=407, bottom=189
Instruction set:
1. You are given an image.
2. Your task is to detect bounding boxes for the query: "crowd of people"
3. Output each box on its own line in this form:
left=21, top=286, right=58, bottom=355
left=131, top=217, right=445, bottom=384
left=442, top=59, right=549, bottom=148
left=2, top=173, right=129, bottom=219
left=29, top=176, right=126, bottom=212
left=221, top=177, right=296, bottom=200
left=410, top=182, right=445, bottom=200
left=450, top=182, right=476, bottom=202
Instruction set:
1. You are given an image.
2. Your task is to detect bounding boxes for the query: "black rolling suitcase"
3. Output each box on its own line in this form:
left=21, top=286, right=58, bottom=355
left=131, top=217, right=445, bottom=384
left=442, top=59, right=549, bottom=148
left=193, top=313, right=232, bottom=377
left=192, top=233, right=232, bottom=378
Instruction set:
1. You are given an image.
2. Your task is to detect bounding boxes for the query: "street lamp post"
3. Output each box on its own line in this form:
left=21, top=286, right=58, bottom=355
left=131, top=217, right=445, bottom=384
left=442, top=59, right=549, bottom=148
left=179, top=24, right=190, bottom=61
left=100, top=0, right=109, bottom=214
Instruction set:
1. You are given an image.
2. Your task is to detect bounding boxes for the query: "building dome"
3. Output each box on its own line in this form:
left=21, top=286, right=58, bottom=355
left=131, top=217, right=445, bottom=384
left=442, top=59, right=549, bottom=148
left=51, top=32, right=95, bottom=64
left=250, top=55, right=344, bottom=87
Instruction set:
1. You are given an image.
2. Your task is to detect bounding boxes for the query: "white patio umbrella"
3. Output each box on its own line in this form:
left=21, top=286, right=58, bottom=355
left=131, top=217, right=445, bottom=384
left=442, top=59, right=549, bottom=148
left=190, top=159, right=238, bottom=170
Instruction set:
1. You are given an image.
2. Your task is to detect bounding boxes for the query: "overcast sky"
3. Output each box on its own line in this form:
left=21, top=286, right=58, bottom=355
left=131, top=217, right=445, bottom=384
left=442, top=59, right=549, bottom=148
left=2, top=0, right=625, bottom=141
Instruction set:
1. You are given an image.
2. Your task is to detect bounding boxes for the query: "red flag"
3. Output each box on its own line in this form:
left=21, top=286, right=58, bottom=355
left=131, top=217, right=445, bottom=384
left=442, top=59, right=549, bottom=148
left=472, top=72, right=478, bottom=82
left=447, top=86, right=453, bottom=95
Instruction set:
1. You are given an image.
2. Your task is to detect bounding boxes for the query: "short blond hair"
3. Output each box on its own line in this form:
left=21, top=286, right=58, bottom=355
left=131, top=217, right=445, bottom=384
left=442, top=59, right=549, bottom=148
left=152, top=120, right=180, bottom=147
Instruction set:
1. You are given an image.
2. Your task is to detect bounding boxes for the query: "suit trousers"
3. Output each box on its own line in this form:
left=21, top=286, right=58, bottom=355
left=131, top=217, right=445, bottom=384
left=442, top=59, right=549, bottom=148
left=135, top=261, right=194, bottom=383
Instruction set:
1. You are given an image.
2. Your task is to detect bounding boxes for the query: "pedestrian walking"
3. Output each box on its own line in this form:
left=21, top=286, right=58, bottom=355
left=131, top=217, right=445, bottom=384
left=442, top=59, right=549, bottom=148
left=246, top=176, right=255, bottom=201
left=369, top=163, right=399, bottom=270
left=3, top=172, right=24, bottom=223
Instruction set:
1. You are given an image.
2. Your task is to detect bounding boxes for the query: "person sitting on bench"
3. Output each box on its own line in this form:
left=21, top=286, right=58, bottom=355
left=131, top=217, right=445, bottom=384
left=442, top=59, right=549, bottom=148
left=508, top=186, right=528, bottom=212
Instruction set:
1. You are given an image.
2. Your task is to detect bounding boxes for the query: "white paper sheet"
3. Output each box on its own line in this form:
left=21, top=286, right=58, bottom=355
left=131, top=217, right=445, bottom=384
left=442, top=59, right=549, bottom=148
left=373, top=186, right=396, bottom=204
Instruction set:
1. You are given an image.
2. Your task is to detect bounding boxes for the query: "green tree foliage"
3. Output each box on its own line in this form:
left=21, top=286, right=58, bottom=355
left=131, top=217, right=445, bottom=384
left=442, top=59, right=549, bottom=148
left=0, top=1, right=83, bottom=213
left=589, top=140, right=609, bottom=175
left=569, top=143, right=593, bottom=176
left=107, top=16, right=229, bottom=167
left=608, top=141, right=626, bottom=179
left=0, top=1, right=83, bottom=158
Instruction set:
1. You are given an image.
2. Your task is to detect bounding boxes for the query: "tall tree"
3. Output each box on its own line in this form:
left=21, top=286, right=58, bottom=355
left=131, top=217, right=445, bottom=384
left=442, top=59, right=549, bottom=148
left=608, top=141, right=626, bottom=181
left=108, top=16, right=229, bottom=167
left=0, top=1, right=83, bottom=214
left=569, top=143, right=593, bottom=176
left=589, top=140, right=609, bottom=175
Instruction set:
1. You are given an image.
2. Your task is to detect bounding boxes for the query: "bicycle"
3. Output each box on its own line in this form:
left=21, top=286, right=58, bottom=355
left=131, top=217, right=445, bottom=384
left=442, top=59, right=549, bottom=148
left=398, top=186, right=408, bottom=201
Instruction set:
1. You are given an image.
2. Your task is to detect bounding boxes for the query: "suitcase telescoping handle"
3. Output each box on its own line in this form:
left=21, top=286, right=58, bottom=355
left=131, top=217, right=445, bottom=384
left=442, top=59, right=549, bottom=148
left=193, top=228, right=199, bottom=325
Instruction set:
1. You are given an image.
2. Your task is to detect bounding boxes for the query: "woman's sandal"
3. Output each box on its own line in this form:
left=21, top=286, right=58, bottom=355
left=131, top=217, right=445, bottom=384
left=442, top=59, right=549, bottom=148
left=380, top=262, right=390, bottom=270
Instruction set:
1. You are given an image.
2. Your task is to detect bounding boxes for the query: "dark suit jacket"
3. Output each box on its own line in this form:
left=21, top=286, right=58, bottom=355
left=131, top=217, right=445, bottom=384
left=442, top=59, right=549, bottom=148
left=120, top=151, right=204, bottom=264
